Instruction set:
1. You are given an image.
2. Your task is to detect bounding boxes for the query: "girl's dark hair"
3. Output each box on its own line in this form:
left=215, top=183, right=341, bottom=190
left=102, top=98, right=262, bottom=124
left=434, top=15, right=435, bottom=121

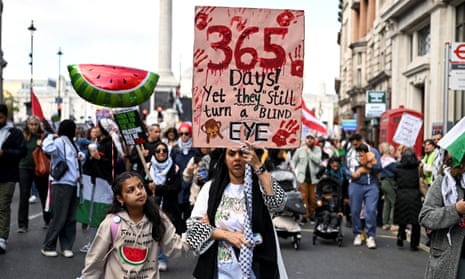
left=398, top=148, right=419, bottom=169
left=110, top=171, right=165, bottom=241
left=58, top=119, right=76, bottom=140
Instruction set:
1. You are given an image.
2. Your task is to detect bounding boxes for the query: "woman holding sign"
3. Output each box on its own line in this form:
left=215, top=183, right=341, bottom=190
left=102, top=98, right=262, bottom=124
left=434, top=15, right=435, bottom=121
left=186, top=143, right=288, bottom=279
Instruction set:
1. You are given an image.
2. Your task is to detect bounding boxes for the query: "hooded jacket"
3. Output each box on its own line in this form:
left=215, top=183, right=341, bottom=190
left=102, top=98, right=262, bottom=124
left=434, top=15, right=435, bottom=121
left=81, top=210, right=189, bottom=279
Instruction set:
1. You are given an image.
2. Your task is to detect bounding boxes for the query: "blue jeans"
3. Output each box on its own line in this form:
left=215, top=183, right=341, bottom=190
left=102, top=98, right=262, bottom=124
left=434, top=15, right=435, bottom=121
left=349, top=181, right=379, bottom=238
left=159, top=249, right=168, bottom=264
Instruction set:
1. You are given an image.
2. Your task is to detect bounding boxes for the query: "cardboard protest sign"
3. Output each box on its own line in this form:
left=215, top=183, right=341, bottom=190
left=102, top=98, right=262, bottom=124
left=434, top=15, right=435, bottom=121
left=113, top=109, right=148, bottom=146
left=192, top=6, right=304, bottom=148
left=393, top=113, right=423, bottom=148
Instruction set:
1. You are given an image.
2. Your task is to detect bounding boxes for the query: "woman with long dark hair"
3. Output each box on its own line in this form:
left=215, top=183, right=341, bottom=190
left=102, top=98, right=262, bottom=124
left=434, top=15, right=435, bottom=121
left=187, top=143, right=288, bottom=278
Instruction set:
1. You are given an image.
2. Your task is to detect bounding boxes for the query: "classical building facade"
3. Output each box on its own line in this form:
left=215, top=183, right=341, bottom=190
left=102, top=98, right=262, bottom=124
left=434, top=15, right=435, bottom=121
left=4, top=78, right=100, bottom=124
left=338, top=0, right=465, bottom=143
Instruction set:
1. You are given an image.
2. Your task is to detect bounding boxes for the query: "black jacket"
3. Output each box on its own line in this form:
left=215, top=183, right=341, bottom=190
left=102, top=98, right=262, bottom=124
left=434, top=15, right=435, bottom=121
left=0, top=126, right=27, bottom=183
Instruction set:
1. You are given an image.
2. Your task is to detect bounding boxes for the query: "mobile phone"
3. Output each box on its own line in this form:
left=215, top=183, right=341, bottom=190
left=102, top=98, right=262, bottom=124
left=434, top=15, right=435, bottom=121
left=198, top=169, right=208, bottom=180
left=253, top=233, right=263, bottom=245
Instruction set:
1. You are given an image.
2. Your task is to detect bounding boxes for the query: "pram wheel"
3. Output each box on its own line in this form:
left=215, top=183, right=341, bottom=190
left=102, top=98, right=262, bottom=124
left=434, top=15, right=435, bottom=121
left=337, top=231, right=344, bottom=247
left=293, top=235, right=301, bottom=250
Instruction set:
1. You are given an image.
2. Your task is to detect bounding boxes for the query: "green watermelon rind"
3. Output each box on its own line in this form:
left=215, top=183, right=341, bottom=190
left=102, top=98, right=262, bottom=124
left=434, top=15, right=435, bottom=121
left=119, top=245, right=149, bottom=266
left=67, top=64, right=159, bottom=108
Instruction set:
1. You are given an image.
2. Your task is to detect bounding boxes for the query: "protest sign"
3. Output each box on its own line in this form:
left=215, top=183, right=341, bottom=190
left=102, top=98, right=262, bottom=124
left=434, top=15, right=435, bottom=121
left=192, top=6, right=304, bottom=148
left=393, top=112, right=423, bottom=148
left=113, top=109, right=147, bottom=146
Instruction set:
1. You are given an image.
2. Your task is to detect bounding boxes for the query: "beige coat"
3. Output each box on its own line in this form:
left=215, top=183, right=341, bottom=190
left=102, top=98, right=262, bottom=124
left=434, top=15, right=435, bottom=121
left=81, top=211, right=189, bottom=279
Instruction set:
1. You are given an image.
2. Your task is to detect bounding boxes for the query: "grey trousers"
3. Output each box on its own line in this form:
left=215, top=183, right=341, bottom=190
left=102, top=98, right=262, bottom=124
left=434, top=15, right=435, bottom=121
left=0, top=181, right=16, bottom=240
left=42, top=183, right=78, bottom=251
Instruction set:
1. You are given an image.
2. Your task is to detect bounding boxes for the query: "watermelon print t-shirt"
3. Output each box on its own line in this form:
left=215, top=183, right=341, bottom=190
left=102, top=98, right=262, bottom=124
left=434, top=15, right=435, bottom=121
left=215, top=183, right=250, bottom=278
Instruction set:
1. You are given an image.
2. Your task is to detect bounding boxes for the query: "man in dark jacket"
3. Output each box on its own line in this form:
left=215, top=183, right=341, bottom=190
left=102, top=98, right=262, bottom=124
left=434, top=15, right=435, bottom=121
left=0, top=104, right=27, bottom=253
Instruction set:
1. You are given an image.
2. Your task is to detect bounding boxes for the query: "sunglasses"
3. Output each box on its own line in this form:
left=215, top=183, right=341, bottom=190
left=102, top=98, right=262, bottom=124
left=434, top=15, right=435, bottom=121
left=179, top=132, right=190, bottom=136
left=155, top=149, right=167, bottom=154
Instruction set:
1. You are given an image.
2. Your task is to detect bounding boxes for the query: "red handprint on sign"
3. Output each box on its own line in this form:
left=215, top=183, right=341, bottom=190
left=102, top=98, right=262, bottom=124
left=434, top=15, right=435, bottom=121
left=288, top=44, right=304, bottom=77
left=229, top=8, right=247, bottom=32
left=194, top=48, right=208, bottom=73
left=195, top=6, right=215, bottom=30
left=272, top=119, right=299, bottom=147
left=276, top=10, right=304, bottom=26
left=192, top=86, right=204, bottom=112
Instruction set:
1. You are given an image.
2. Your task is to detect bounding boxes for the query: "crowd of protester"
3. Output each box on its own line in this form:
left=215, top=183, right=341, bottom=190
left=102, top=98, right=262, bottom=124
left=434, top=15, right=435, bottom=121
left=2, top=106, right=461, bottom=277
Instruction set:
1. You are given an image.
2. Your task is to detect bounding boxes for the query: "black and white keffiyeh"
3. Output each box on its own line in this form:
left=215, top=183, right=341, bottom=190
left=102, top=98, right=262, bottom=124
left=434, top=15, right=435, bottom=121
left=150, top=156, right=173, bottom=185
left=177, top=137, right=192, bottom=155
left=239, top=163, right=254, bottom=279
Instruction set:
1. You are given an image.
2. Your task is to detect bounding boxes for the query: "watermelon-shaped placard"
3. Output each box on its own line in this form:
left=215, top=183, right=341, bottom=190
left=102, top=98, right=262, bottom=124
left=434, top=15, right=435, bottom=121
left=119, top=245, right=148, bottom=266
left=68, top=64, right=159, bottom=108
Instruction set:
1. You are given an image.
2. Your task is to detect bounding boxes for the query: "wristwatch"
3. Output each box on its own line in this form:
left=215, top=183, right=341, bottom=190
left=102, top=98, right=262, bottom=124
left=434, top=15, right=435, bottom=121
left=254, top=164, right=266, bottom=175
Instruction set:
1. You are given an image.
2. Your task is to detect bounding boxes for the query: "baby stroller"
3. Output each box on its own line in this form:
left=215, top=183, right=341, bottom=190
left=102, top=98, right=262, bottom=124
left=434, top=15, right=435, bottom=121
left=312, top=177, right=344, bottom=247
left=270, top=169, right=306, bottom=249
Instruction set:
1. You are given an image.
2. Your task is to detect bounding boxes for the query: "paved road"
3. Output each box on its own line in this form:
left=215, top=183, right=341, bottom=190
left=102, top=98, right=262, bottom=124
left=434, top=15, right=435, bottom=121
left=0, top=185, right=429, bottom=278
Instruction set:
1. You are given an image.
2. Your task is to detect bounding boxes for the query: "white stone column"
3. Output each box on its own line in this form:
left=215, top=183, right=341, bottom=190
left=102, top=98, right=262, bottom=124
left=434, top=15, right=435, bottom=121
left=158, top=0, right=178, bottom=87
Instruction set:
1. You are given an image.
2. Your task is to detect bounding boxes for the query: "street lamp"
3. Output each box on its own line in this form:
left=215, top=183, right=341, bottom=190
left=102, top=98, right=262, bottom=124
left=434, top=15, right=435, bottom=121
left=26, top=20, right=36, bottom=115
left=57, top=47, right=63, bottom=119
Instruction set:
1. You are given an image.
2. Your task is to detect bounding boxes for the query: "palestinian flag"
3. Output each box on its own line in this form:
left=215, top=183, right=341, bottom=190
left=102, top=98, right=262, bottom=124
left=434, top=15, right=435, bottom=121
left=437, top=117, right=465, bottom=167
left=76, top=175, right=113, bottom=227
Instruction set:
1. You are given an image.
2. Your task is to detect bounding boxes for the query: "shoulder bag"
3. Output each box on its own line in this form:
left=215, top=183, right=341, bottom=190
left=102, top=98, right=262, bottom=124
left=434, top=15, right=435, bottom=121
left=51, top=139, right=69, bottom=180
left=32, top=137, right=51, bottom=177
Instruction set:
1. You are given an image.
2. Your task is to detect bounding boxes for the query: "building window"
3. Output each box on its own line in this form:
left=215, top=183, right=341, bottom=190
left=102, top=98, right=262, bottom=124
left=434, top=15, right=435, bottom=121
left=409, top=34, right=413, bottom=62
left=417, top=25, right=430, bottom=56
left=456, top=2, right=465, bottom=41
left=357, top=69, right=362, bottom=87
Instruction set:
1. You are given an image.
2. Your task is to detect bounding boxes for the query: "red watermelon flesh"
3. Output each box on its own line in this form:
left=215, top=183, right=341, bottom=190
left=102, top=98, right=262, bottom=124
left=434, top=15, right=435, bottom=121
left=120, top=245, right=148, bottom=266
left=80, top=64, right=148, bottom=91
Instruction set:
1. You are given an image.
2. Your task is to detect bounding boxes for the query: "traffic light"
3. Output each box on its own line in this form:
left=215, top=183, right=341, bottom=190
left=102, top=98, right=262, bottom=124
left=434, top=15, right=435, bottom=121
left=157, top=106, right=163, bottom=123
left=57, top=104, right=62, bottom=119
left=142, top=109, right=148, bottom=121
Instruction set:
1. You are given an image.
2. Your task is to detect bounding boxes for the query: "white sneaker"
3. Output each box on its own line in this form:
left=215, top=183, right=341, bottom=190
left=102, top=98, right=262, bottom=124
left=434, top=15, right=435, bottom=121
left=353, top=234, right=362, bottom=246
left=0, top=238, right=7, bottom=254
left=41, top=249, right=58, bottom=257
left=79, top=244, right=90, bottom=253
left=366, top=236, right=377, bottom=249
left=62, top=250, right=74, bottom=258
left=158, top=261, right=168, bottom=272
left=29, top=195, right=38, bottom=204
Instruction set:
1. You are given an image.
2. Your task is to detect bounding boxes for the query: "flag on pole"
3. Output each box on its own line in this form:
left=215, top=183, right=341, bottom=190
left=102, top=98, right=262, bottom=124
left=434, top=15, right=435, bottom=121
left=438, top=116, right=465, bottom=167
left=301, top=99, right=327, bottom=137
left=31, top=89, right=45, bottom=120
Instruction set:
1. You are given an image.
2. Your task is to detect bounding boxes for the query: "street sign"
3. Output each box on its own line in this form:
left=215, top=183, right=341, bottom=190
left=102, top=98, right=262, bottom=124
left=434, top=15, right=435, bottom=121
left=365, top=91, right=386, bottom=118
left=451, top=43, right=465, bottom=63
left=366, top=91, right=386, bottom=103
left=449, top=69, right=465, bottom=90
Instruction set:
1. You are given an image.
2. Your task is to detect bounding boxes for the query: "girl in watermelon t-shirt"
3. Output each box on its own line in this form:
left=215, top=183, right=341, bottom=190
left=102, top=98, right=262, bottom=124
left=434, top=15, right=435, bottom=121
left=79, top=171, right=190, bottom=279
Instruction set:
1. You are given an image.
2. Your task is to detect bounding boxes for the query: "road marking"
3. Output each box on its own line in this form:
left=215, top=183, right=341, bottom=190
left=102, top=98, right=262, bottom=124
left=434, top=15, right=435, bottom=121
left=29, top=212, right=43, bottom=220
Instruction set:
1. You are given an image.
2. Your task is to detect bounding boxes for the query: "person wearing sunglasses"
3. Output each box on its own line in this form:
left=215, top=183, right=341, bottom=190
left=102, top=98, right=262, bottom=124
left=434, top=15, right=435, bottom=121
left=148, top=141, right=182, bottom=271
left=186, top=143, right=288, bottom=278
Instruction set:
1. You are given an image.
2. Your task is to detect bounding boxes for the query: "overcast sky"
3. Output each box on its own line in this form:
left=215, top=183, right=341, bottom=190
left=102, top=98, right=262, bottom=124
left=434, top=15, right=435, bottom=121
left=2, top=0, right=340, bottom=94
